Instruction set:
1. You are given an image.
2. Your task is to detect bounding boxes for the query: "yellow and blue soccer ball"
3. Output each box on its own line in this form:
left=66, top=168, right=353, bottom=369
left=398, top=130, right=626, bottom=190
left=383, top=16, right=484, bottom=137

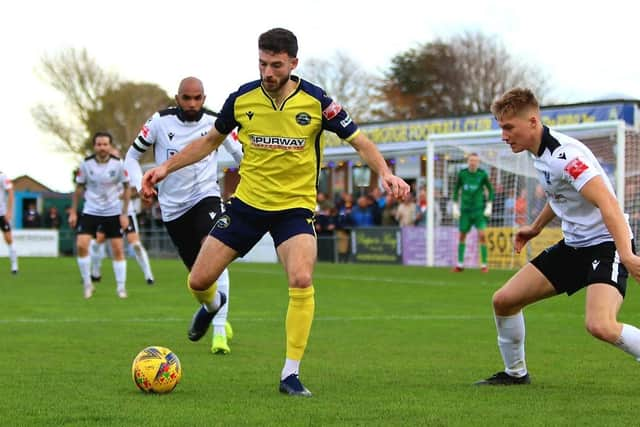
left=131, top=346, right=182, bottom=393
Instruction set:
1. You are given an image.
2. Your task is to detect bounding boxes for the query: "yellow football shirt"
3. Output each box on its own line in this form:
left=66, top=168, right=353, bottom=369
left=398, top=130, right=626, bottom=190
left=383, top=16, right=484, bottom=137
left=215, top=76, right=360, bottom=211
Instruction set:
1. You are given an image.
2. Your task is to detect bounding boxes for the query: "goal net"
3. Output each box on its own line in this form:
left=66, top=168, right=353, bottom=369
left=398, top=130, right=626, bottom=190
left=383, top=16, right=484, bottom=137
left=424, top=121, right=636, bottom=269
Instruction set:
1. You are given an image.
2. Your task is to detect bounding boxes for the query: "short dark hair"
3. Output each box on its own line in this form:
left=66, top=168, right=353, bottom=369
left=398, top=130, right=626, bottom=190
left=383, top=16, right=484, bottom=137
left=92, top=131, right=113, bottom=145
left=258, top=28, right=298, bottom=57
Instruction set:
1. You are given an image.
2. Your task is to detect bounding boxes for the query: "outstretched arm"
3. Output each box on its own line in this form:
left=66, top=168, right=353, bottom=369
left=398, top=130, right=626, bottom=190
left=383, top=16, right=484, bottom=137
left=580, top=176, right=640, bottom=281
left=141, top=129, right=227, bottom=199
left=514, top=202, right=556, bottom=253
left=347, top=132, right=410, bottom=200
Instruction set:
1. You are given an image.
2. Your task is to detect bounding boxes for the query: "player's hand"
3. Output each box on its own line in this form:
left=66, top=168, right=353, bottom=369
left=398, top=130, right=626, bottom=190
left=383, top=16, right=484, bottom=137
left=4, top=211, right=12, bottom=223
left=119, top=214, right=129, bottom=231
left=620, top=254, right=640, bottom=284
left=380, top=174, right=410, bottom=201
left=136, top=186, right=154, bottom=207
left=141, top=166, right=167, bottom=200
left=452, top=202, right=460, bottom=220
left=513, top=225, right=540, bottom=254
left=484, top=201, right=493, bottom=218
left=68, top=211, right=77, bottom=228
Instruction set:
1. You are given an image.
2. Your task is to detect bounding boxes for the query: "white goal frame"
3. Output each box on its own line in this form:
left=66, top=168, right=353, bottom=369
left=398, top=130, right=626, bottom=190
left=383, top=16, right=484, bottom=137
left=424, top=120, right=627, bottom=267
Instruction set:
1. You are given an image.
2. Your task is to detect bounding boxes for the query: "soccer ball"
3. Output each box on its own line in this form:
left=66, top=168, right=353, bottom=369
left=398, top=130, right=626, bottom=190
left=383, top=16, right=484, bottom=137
left=131, top=346, right=182, bottom=393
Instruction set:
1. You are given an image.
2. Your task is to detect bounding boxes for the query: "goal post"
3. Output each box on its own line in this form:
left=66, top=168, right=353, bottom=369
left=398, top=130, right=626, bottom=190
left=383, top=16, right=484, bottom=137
left=424, top=120, right=629, bottom=268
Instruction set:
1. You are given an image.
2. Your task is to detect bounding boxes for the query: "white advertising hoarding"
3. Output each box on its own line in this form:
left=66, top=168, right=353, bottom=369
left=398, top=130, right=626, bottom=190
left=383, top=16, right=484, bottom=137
left=0, top=230, right=59, bottom=257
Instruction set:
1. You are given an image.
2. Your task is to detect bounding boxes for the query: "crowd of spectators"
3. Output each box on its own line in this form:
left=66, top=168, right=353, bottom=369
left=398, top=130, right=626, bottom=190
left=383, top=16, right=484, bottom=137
left=314, top=182, right=548, bottom=233
left=22, top=204, right=64, bottom=229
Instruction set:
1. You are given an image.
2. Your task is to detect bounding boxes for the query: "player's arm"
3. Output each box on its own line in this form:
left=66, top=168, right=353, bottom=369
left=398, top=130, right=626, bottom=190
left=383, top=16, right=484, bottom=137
left=69, top=183, right=85, bottom=228
left=5, top=184, right=14, bottom=223
left=222, top=133, right=244, bottom=165
left=514, top=202, right=556, bottom=253
left=124, top=147, right=144, bottom=193
left=483, top=172, right=494, bottom=217
left=119, top=182, right=131, bottom=230
left=581, top=176, right=634, bottom=262
left=451, top=172, right=462, bottom=219
left=142, top=130, right=226, bottom=198
left=347, top=132, right=409, bottom=200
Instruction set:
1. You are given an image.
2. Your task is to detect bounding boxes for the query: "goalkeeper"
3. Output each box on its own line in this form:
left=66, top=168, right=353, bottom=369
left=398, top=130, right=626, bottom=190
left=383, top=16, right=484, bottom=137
left=451, top=152, right=494, bottom=272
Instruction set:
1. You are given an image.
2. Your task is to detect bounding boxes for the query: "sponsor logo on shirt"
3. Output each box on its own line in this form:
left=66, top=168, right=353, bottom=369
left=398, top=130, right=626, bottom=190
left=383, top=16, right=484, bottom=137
left=322, top=101, right=342, bottom=120
left=564, top=157, right=589, bottom=179
left=141, top=125, right=150, bottom=139
left=250, top=135, right=306, bottom=151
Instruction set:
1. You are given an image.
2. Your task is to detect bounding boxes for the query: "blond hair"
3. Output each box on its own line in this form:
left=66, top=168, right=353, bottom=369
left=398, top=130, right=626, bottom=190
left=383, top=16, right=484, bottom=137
left=491, top=88, right=540, bottom=119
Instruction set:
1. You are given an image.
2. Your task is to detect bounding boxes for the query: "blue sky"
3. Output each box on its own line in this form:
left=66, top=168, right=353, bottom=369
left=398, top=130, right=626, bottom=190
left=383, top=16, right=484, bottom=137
left=3, top=0, right=639, bottom=192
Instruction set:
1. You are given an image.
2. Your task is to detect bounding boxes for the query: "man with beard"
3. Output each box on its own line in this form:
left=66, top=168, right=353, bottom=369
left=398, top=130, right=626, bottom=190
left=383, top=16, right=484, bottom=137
left=125, top=77, right=242, bottom=355
left=141, top=28, right=410, bottom=397
left=69, top=132, right=130, bottom=299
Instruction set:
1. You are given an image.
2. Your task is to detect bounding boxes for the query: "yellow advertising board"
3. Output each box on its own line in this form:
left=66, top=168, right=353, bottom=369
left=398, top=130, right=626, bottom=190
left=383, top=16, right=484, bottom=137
left=486, top=227, right=563, bottom=269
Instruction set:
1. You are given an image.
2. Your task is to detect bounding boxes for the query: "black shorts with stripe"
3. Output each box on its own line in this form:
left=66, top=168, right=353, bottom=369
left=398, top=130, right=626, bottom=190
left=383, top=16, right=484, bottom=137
left=163, top=197, right=222, bottom=270
left=77, top=214, right=123, bottom=239
left=209, top=197, right=315, bottom=257
left=123, top=215, right=138, bottom=234
left=531, top=239, right=633, bottom=297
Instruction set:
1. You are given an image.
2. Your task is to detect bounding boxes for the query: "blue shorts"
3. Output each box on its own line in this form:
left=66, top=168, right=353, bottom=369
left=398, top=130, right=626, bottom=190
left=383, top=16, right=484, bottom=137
left=210, top=198, right=315, bottom=256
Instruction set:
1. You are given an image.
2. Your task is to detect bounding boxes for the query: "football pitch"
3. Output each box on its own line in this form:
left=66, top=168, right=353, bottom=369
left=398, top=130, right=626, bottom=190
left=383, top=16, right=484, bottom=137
left=1, top=258, right=638, bottom=426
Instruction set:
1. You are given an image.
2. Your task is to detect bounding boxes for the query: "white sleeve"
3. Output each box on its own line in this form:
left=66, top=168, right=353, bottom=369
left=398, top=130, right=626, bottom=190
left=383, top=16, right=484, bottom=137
left=560, top=147, right=600, bottom=192
left=76, top=162, right=87, bottom=185
left=124, top=147, right=144, bottom=191
left=222, top=134, right=244, bottom=165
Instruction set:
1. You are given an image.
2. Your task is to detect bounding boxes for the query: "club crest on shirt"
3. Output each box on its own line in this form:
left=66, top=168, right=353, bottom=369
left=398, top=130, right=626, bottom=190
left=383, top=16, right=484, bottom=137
left=296, top=112, right=311, bottom=125
left=564, top=157, right=589, bottom=179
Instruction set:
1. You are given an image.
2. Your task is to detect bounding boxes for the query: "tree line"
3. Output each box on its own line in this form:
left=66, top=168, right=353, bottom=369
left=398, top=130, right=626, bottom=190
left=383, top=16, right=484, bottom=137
left=33, top=31, right=551, bottom=161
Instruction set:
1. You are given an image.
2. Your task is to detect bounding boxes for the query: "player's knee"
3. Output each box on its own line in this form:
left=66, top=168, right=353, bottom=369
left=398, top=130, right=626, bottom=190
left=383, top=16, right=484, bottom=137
left=585, top=318, right=619, bottom=343
left=288, top=271, right=312, bottom=288
left=188, top=270, right=212, bottom=291
left=491, top=290, right=514, bottom=314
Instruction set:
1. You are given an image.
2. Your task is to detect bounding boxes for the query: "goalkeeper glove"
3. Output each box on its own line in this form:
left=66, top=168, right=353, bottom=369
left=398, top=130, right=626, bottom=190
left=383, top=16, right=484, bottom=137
left=484, top=201, right=493, bottom=218
left=452, top=202, right=460, bottom=220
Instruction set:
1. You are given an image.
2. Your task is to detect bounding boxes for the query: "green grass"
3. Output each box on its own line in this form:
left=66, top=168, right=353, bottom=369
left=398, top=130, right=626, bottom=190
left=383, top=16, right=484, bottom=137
left=1, top=258, right=639, bottom=426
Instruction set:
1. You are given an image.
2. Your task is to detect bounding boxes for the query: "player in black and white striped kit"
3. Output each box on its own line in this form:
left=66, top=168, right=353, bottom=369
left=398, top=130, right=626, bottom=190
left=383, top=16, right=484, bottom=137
left=0, top=171, right=18, bottom=274
left=475, top=88, right=640, bottom=385
left=125, top=77, right=243, bottom=354
left=69, top=132, right=130, bottom=299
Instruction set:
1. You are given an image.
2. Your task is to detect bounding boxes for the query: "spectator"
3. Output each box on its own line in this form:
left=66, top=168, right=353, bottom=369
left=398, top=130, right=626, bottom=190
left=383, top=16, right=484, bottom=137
left=395, top=193, right=418, bottom=226
left=380, top=194, right=398, bottom=226
left=23, top=202, right=41, bottom=228
left=351, top=195, right=376, bottom=227
left=492, top=183, right=506, bottom=226
left=335, top=193, right=354, bottom=263
left=43, top=206, right=62, bottom=229
left=415, top=187, right=427, bottom=226
left=515, top=188, right=528, bottom=226
left=531, top=184, right=547, bottom=220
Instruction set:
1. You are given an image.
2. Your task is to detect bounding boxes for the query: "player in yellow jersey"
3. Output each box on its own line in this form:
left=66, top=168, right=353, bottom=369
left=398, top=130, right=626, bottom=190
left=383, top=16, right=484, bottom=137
left=142, top=28, right=410, bottom=397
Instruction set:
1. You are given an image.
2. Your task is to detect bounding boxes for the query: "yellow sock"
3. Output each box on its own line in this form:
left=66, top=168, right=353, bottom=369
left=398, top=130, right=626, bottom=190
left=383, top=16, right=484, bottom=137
left=286, top=286, right=315, bottom=361
left=187, top=274, right=218, bottom=307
